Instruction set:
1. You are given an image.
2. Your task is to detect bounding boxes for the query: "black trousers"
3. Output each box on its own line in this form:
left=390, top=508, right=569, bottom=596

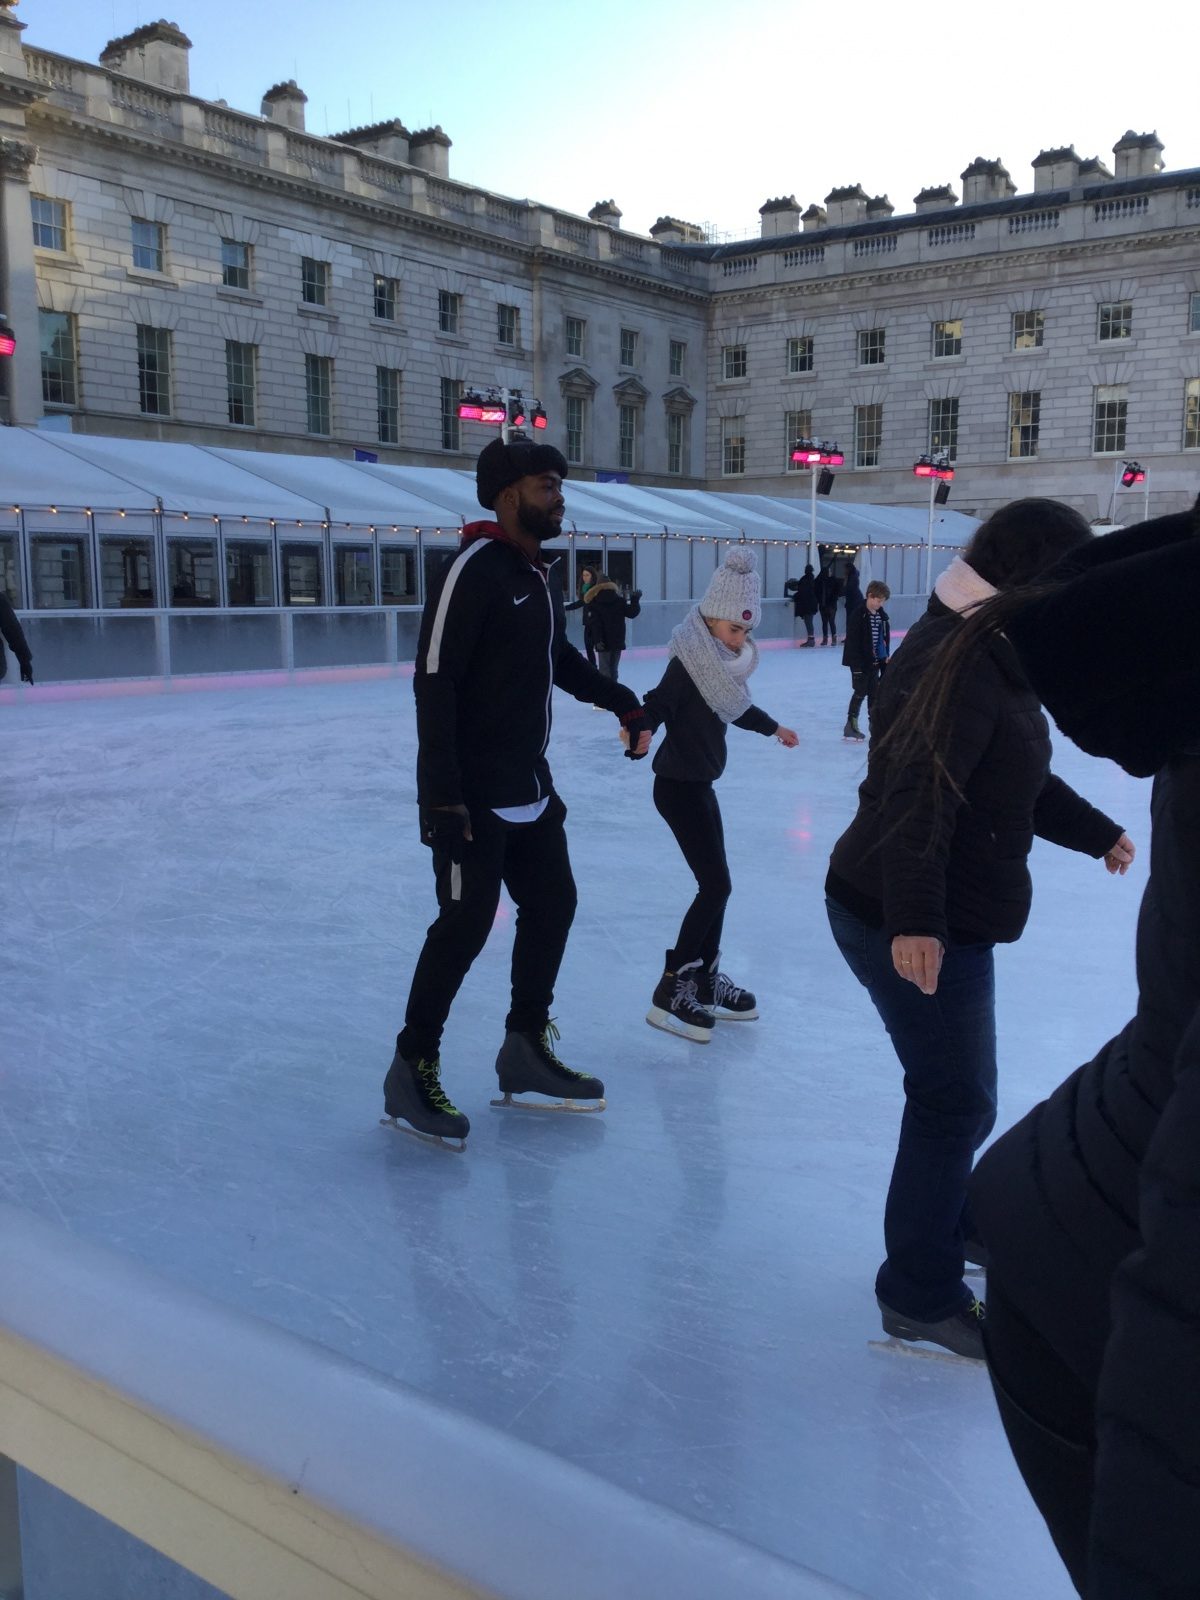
left=984, top=1275, right=1095, bottom=1596
left=847, top=664, right=881, bottom=720
left=399, top=793, right=577, bottom=1060
left=794, top=612, right=815, bottom=641
left=653, top=776, right=731, bottom=968
left=819, top=602, right=838, bottom=642
left=596, top=649, right=621, bottom=681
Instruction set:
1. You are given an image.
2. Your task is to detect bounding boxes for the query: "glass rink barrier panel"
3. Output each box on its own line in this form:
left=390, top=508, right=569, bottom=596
left=292, top=609, right=391, bottom=670
left=18, top=612, right=162, bottom=682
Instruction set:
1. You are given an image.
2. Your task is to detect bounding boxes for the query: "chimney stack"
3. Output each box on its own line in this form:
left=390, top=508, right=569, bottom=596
left=650, top=216, right=706, bottom=245
left=960, top=157, right=1016, bottom=204
left=409, top=126, right=452, bottom=178
left=100, top=19, right=192, bottom=93
left=914, top=184, right=958, bottom=213
left=1112, top=130, right=1164, bottom=180
left=588, top=199, right=623, bottom=229
left=1031, top=146, right=1081, bottom=191
left=333, top=118, right=411, bottom=164
left=261, top=80, right=307, bottom=132
left=758, top=195, right=801, bottom=239
left=824, top=184, right=868, bottom=226
left=865, top=194, right=894, bottom=219
left=801, top=203, right=827, bottom=233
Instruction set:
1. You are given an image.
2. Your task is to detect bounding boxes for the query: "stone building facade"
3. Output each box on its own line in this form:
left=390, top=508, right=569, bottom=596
left=2, top=9, right=1199, bottom=521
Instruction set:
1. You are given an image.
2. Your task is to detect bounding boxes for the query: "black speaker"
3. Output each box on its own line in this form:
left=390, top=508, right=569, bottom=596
left=816, top=469, right=835, bottom=496
left=934, top=480, right=951, bottom=506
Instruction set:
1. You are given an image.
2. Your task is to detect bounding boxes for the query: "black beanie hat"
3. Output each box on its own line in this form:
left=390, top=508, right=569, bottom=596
left=1006, top=503, right=1200, bottom=777
left=475, top=438, right=569, bottom=510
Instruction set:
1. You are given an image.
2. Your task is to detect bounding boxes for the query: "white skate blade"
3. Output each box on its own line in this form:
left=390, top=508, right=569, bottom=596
left=489, top=1093, right=606, bottom=1114
left=646, top=1007, right=712, bottom=1043
left=713, top=1006, right=759, bottom=1021
left=867, top=1337, right=985, bottom=1367
left=379, top=1115, right=467, bottom=1153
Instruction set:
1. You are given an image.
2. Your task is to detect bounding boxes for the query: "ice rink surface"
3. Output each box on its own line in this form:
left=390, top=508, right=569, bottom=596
left=2, top=641, right=1151, bottom=1600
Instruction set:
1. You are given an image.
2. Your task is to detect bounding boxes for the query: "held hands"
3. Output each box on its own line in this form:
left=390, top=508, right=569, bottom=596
left=892, top=935, right=944, bottom=996
left=620, top=706, right=651, bottom=760
left=1103, top=832, right=1136, bottom=875
left=775, top=726, right=799, bottom=747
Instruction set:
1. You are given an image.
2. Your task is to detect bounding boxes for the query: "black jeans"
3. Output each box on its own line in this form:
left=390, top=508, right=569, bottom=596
left=819, top=603, right=838, bottom=642
left=984, top=1276, right=1094, bottom=1596
left=847, top=664, right=880, bottom=720
left=399, top=793, right=577, bottom=1060
left=596, top=649, right=621, bottom=681
left=653, top=776, right=731, bottom=967
left=826, top=896, right=997, bottom=1320
left=794, top=613, right=815, bottom=642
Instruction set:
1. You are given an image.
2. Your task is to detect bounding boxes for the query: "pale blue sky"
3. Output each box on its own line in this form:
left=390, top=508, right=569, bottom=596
left=20, top=0, right=1199, bottom=237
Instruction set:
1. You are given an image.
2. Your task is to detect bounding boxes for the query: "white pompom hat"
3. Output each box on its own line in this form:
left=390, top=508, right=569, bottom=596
left=699, top=546, right=761, bottom=629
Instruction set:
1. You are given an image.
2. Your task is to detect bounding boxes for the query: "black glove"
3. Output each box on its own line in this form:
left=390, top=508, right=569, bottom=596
left=419, top=804, right=472, bottom=862
left=621, top=706, right=650, bottom=761
left=19, top=661, right=33, bottom=685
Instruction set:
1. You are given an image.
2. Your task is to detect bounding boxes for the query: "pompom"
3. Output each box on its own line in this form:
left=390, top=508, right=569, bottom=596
left=723, top=547, right=757, bottom=575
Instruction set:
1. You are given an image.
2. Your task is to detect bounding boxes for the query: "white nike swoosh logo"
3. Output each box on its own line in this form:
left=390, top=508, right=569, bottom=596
left=513, top=595, right=530, bottom=605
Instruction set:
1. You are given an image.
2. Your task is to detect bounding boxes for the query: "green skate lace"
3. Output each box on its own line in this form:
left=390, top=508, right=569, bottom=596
left=418, top=1058, right=461, bottom=1116
left=539, top=1020, right=590, bottom=1082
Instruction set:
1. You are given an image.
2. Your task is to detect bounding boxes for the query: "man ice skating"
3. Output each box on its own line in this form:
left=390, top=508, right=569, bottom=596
left=384, top=436, right=650, bottom=1146
left=0, top=590, right=33, bottom=686
left=841, top=580, right=890, bottom=741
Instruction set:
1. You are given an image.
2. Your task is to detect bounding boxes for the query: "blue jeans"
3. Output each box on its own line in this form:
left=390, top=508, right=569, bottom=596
left=826, top=896, right=997, bottom=1321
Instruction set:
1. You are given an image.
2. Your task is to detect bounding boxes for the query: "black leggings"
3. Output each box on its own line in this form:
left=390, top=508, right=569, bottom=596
left=984, top=1275, right=1095, bottom=1595
left=652, top=777, right=731, bottom=968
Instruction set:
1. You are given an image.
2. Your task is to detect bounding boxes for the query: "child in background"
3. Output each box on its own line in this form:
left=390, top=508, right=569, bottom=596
left=842, top=580, right=891, bottom=741
left=631, top=549, right=799, bottom=1042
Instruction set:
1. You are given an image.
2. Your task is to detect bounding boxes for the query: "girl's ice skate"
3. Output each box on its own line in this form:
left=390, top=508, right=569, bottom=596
left=647, top=954, right=716, bottom=1042
left=695, top=953, right=759, bottom=1020
left=381, top=1049, right=469, bottom=1150
left=491, top=1020, right=606, bottom=1112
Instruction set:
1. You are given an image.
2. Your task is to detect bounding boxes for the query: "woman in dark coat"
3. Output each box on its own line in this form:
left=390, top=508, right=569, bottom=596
left=815, top=561, right=841, bottom=646
left=841, top=561, right=863, bottom=635
left=968, top=503, right=1200, bottom=1599
left=825, top=500, right=1132, bottom=1360
left=788, top=564, right=818, bottom=646
left=581, top=570, right=641, bottom=682
left=0, top=591, right=33, bottom=684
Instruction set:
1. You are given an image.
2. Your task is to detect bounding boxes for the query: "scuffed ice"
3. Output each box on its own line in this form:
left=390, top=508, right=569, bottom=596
left=2, top=643, right=1147, bottom=1600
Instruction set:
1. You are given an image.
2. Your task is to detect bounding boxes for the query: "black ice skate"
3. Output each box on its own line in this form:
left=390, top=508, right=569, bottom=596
left=843, top=715, right=865, bottom=742
left=381, top=1048, right=469, bottom=1150
left=876, top=1294, right=986, bottom=1362
left=491, top=1021, right=606, bottom=1113
left=695, top=952, right=759, bottom=1020
left=646, top=954, right=716, bottom=1043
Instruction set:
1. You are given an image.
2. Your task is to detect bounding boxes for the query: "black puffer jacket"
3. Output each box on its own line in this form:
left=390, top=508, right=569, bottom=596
left=0, top=592, right=32, bottom=682
left=967, top=507, right=1200, bottom=1599
left=826, top=596, right=1121, bottom=945
left=789, top=573, right=817, bottom=617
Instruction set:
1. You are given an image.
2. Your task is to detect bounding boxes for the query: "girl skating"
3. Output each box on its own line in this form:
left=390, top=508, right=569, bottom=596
left=633, top=549, right=797, bottom=1042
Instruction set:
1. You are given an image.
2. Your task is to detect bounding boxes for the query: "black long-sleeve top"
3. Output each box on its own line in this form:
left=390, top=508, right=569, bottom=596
left=642, top=656, right=777, bottom=783
left=413, top=525, right=638, bottom=809
left=0, top=593, right=31, bottom=680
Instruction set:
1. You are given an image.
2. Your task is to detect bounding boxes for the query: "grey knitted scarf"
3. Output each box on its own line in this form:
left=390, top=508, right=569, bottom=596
left=669, top=606, right=759, bottom=724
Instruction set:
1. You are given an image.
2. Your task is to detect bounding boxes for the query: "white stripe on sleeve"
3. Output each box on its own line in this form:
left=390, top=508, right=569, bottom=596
left=425, top=538, right=490, bottom=675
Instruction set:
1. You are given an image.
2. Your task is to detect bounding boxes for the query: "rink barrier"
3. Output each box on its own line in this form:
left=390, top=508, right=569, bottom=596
left=0, top=594, right=932, bottom=701
left=0, top=1205, right=868, bottom=1600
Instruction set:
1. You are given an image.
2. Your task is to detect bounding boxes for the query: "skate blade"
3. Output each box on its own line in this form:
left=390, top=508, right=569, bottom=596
left=646, top=1008, right=712, bottom=1043
left=867, top=1338, right=984, bottom=1366
left=489, top=1093, right=606, bottom=1114
left=714, top=1008, right=759, bottom=1022
left=379, top=1115, right=467, bottom=1153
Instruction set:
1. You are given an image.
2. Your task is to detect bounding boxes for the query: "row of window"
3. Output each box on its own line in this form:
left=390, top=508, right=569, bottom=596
left=721, top=383, right=1200, bottom=474
left=565, top=317, right=689, bottom=378
left=0, top=529, right=421, bottom=611
left=34, top=197, right=527, bottom=345
left=718, top=299, right=1200, bottom=382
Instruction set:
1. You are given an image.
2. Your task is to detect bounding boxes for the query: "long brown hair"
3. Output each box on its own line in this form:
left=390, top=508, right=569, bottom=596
left=875, top=499, right=1092, bottom=842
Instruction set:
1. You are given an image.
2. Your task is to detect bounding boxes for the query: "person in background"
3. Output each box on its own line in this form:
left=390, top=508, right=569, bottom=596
left=636, top=549, right=798, bottom=1043
left=841, top=561, right=863, bottom=639
left=815, top=559, right=842, bottom=646
left=824, top=499, right=1133, bottom=1360
left=0, top=590, right=33, bottom=686
left=967, top=502, right=1200, bottom=1598
left=841, top=580, right=890, bottom=742
left=563, top=564, right=598, bottom=667
left=583, top=569, right=642, bottom=682
left=787, top=564, right=818, bottom=646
